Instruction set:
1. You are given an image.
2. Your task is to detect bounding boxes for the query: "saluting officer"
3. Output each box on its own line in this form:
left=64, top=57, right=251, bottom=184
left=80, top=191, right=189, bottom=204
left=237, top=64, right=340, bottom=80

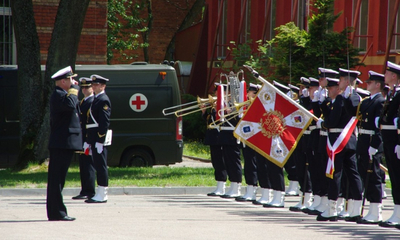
left=379, top=61, right=400, bottom=228
left=316, top=75, right=363, bottom=222
left=85, top=74, right=111, bottom=203
left=356, top=71, right=385, bottom=224
left=72, top=77, right=96, bottom=200
left=47, top=66, right=81, bottom=221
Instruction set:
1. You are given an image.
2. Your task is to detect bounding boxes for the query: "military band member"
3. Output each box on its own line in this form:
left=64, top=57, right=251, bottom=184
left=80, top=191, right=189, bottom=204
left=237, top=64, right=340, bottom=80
left=72, top=77, right=96, bottom=200
left=379, top=61, right=400, bottom=228
left=316, top=75, right=363, bottom=222
left=203, top=83, right=227, bottom=197
left=47, top=66, right=81, bottom=221
left=85, top=74, right=111, bottom=203
left=236, top=83, right=260, bottom=201
left=356, top=71, right=385, bottom=224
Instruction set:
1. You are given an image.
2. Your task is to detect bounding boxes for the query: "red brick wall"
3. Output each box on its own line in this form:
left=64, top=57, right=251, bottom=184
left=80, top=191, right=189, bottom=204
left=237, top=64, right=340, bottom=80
left=33, top=0, right=108, bottom=65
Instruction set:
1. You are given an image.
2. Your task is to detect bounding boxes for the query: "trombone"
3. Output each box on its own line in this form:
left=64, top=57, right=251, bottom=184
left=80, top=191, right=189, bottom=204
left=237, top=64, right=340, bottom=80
left=209, top=98, right=254, bottom=128
left=162, top=95, right=217, bottom=117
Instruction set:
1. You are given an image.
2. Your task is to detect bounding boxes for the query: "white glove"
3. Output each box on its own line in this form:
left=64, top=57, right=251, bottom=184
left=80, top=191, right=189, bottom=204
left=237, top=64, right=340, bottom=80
left=316, top=118, right=324, bottom=129
left=95, top=142, right=104, bottom=154
left=319, top=88, right=327, bottom=102
left=368, top=147, right=378, bottom=159
left=83, top=142, right=91, bottom=156
left=395, top=145, right=400, bottom=159
left=312, top=90, right=319, bottom=102
left=302, top=89, right=309, bottom=97
left=343, top=86, right=353, bottom=98
left=394, top=117, right=399, bottom=128
left=375, top=117, right=380, bottom=129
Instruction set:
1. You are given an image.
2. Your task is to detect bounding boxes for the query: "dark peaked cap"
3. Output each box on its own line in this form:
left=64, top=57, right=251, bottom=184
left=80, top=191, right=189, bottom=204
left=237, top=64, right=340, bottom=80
left=318, top=67, right=339, bottom=78
left=51, top=66, right=77, bottom=81
left=339, top=68, right=361, bottom=79
left=326, top=77, right=339, bottom=87
left=79, top=77, right=92, bottom=86
left=366, top=70, right=384, bottom=82
left=91, top=74, right=109, bottom=84
left=386, top=61, right=400, bottom=75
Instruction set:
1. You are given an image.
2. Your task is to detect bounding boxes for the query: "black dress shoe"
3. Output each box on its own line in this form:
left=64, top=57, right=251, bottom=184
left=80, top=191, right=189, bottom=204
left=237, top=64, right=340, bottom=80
left=72, top=194, right=88, bottom=200
left=235, top=196, right=254, bottom=202
left=301, top=208, right=311, bottom=214
left=316, top=214, right=338, bottom=222
left=220, top=194, right=239, bottom=199
left=49, top=216, right=76, bottom=221
left=379, top=221, right=400, bottom=228
left=85, top=198, right=107, bottom=203
left=289, top=206, right=304, bottom=212
left=357, top=218, right=381, bottom=225
left=308, top=209, right=322, bottom=215
left=263, top=203, right=284, bottom=208
left=345, top=215, right=361, bottom=222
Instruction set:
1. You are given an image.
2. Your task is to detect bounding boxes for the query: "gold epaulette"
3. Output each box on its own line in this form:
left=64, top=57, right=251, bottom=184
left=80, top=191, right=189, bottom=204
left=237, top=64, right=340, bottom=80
left=67, top=88, right=78, bottom=96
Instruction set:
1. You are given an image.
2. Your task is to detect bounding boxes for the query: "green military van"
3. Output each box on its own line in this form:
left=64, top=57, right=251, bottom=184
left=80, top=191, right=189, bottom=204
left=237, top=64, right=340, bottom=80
left=0, top=63, right=183, bottom=168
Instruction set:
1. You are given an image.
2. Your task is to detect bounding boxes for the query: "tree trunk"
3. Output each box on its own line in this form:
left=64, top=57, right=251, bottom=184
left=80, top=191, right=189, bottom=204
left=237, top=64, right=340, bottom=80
left=10, top=0, right=42, bottom=170
left=11, top=0, right=91, bottom=170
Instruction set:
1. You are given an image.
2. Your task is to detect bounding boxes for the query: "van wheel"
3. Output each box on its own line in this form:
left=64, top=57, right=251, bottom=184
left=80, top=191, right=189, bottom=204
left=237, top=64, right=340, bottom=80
left=120, top=149, right=154, bottom=167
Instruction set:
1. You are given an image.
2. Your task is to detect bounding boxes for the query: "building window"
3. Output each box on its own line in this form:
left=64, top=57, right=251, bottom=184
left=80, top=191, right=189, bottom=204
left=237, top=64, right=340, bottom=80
left=216, top=0, right=227, bottom=59
left=388, top=0, right=400, bottom=51
left=239, top=0, right=251, bottom=44
left=0, top=0, right=15, bottom=65
left=263, top=0, right=276, bottom=41
left=353, top=0, right=369, bottom=51
left=293, top=0, right=308, bottom=30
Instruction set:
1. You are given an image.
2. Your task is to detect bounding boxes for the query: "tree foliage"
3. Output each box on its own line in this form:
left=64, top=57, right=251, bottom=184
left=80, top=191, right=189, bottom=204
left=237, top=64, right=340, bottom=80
left=107, top=0, right=152, bottom=63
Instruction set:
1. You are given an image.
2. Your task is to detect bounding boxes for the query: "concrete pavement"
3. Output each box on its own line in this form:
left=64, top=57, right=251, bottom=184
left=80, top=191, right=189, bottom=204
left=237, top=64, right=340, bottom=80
left=1, top=190, right=400, bottom=240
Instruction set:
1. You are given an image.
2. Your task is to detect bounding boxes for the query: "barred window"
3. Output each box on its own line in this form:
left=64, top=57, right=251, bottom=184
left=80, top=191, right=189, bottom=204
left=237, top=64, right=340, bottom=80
left=0, top=0, right=16, bottom=65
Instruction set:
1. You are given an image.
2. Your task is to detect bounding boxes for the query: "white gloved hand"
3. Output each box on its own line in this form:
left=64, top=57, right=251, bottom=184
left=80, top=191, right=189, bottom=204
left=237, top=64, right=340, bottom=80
left=95, top=142, right=104, bottom=154
left=375, top=117, right=380, bottom=129
left=312, top=90, right=319, bottom=102
left=394, top=117, right=399, bottom=128
left=319, top=88, right=327, bottom=102
left=83, top=142, right=91, bottom=156
left=395, top=145, right=400, bottom=159
left=368, top=147, right=378, bottom=159
left=343, top=86, right=352, bottom=98
left=316, top=118, right=324, bottom=129
left=302, top=88, right=309, bottom=97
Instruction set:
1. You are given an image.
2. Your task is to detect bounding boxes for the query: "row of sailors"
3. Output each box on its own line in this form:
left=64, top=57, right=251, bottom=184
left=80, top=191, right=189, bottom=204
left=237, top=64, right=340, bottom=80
left=203, top=61, right=400, bottom=229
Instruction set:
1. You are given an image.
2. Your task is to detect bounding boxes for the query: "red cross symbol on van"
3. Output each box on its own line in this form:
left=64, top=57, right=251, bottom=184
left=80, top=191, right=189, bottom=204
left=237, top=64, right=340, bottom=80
left=129, top=93, right=148, bottom=112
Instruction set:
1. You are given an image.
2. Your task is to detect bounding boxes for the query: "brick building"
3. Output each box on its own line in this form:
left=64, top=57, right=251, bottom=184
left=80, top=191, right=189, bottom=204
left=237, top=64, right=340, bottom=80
left=1, top=0, right=197, bottom=65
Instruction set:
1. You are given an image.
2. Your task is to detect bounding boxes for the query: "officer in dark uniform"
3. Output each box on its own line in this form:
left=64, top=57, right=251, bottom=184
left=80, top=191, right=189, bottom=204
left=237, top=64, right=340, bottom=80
left=316, top=75, right=363, bottom=222
left=72, top=77, right=96, bottom=200
left=202, top=83, right=227, bottom=197
left=379, top=61, right=400, bottom=227
left=47, top=66, right=82, bottom=221
left=85, top=74, right=111, bottom=203
left=356, top=70, right=385, bottom=224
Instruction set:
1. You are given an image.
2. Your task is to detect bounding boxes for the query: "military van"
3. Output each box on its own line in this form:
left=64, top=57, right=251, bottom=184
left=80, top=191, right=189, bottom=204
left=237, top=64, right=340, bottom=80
left=0, top=63, right=183, bottom=168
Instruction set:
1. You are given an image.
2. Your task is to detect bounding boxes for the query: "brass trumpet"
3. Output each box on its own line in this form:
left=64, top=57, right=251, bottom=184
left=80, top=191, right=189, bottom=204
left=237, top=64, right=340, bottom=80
left=162, top=95, right=217, bottom=117
left=217, top=98, right=254, bottom=118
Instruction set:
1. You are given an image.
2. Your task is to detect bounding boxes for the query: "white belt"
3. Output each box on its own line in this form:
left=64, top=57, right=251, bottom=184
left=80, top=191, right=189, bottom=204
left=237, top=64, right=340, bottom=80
left=303, top=130, right=311, bottom=135
left=86, top=123, right=99, bottom=129
left=220, top=126, right=235, bottom=131
left=309, top=126, right=317, bottom=131
left=381, top=125, right=397, bottom=130
left=328, top=128, right=343, bottom=133
left=358, top=129, right=375, bottom=135
left=320, top=130, right=328, bottom=136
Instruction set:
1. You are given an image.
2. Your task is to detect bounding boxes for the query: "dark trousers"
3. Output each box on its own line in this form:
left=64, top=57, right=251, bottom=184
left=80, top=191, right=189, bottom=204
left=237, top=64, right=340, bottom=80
left=266, top=159, right=284, bottom=191
left=78, top=153, right=96, bottom=197
left=210, top=145, right=227, bottom=182
left=382, top=130, right=400, bottom=204
left=295, top=137, right=312, bottom=193
left=242, top=146, right=257, bottom=186
left=91, top=146, right=109, bottom=186
left=255, top=152, right=271, bottom=189
left=284, top=154, right=297, bottom=181
left=222, top=144, right=242, bottom=183
left=328, top=149, right=363, bottom=201
left=316, top=135, right=329, bottom=196
left=47, top=149, right=73, bottom=220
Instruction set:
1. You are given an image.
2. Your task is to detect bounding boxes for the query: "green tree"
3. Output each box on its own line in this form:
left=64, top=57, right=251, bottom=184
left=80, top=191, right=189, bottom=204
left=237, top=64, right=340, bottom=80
left=11, top=0, right=91, bottom=170
left=107, top=0, right=152, bottom=63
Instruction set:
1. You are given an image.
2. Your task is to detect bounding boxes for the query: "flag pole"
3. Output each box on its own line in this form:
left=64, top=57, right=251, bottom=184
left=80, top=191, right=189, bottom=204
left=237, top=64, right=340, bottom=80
left=243, top=65, right=319, bottom=121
